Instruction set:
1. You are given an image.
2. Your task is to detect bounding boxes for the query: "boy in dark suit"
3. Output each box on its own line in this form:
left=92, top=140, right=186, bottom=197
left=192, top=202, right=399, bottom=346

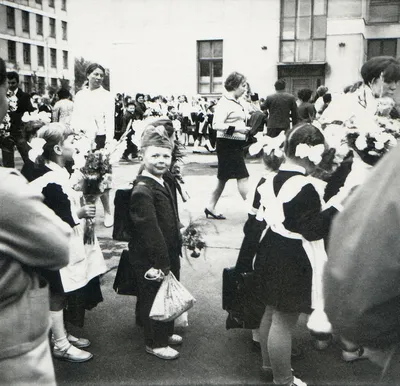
left=128, top=125, right=182, bottom=360
left=2, top=71, right=34, bottom=167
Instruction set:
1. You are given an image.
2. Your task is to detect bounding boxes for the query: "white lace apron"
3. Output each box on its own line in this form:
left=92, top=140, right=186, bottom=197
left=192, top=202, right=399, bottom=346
left=258, top=174, right=332, bottom=333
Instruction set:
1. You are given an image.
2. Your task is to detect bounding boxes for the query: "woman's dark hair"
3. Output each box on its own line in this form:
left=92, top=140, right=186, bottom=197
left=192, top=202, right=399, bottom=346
left=0, top=58, right=6, bottom=86
left=285, top=123, right=325, bottom=159
left=57, top=88, right=71, bottom=100
left=35, top=123, right=74, bottom=165
left=85, top=63, right=105, bottom=77
left=224, top=72, right=246, bottom=92
left=297, top=88, right=313, bottom=102
left=323, top=93, right=332, bottom=104
left=360, top=56, right=400, bottom=85
left=136, top=93, right=144, bottom=101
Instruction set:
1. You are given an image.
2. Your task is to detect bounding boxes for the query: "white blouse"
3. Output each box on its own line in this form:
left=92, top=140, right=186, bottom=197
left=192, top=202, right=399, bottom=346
left=70, top=86, right=115, bottom=143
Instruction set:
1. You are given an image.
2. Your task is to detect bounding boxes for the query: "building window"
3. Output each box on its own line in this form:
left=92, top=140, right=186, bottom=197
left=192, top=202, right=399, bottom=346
left=63, top=51, right=68, bottom=69
left=49, top=0, right=55, bottom=7
left=8, top=41, right=16, bottom=63
left=197, top=40, right=223, bottom=94
left=22, top=11, right=30, bottom=33
left=367, top=39, right=397, bottom=59
left=61, top=0, right=67, bottom=11
left=36, top=14, right=43, bottom=35
left=37, top=45, right=45, bottom=66
left=51, top=78, right=58, bottom=88
left=280, top=0, right=327, bottom=63
left=7, top=6, right=15, bottom=29
left=23, top=44, right=31, bottom=64
left=49, top=18, right=56, bottom=38
left=368, top=0, right=400, bottom=23
left=24, top=75, right=32, bottom=94
left=38, top=76, right=46, bottom=94
left=36, top=0, right=42, bottom=4
left=50, top=48, right=57, bottom=68
left=62, top=21, right=67, bottom=40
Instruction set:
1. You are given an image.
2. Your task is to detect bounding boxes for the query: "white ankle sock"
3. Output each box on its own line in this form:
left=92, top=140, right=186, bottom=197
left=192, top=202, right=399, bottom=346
left=50, top=310, right=69, bottom=350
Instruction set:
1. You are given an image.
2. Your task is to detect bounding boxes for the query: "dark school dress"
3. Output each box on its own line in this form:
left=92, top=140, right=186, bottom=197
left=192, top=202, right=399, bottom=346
left=254, top=170, right=337, bottom=314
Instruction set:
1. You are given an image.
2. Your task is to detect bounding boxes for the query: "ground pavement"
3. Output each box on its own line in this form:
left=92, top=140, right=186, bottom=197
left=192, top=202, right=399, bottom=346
left=7, top=149, right=383, bottom=385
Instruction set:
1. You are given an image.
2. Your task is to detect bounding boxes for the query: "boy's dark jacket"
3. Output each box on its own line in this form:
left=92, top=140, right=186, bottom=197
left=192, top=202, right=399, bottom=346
left=128, top=175, right=181, bottom=273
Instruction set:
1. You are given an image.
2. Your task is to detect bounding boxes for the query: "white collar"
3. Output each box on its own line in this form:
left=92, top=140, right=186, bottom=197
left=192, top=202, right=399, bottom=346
left=279, top=163, right=306, bottom=175
left=45, top=160, right=70, bottom=179
left=141, top=170, right=165, bottom=186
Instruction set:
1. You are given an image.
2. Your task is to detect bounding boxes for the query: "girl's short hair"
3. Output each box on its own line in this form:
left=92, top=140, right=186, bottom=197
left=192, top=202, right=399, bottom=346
left=361, top=56, right=400, bottom=85
left=86, top=63, right=105, bottom=77
left=284, top=123, right=325, bottom=159
left=57, top=88, right=71, bottom=100
left=36, top=123, right=74, bottom=163
left=224, top=72, right=246, bottom=92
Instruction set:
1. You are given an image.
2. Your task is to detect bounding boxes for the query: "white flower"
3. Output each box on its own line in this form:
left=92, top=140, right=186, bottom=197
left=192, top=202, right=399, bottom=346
left=375, top=141, right=384, bottom=150
left=355, top=135, right=368, bottom=151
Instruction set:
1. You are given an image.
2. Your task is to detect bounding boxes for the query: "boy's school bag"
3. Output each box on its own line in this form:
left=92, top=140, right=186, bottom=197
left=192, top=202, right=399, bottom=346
left=112, top=183, right=134, bottom=242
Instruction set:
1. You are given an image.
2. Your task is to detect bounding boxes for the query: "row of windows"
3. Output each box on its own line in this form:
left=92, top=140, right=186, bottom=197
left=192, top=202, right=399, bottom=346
left=8, top=41, right=69, bottom=69
left=34, top=0, right=67, bottom=11
left=7, top=6, right=68, bottom=40
left=22, top=74, right=59, bottom=94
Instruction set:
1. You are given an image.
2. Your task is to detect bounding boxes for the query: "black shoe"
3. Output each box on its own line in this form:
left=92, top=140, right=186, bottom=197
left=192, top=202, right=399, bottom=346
left=204, top=208, right=226, bottom=220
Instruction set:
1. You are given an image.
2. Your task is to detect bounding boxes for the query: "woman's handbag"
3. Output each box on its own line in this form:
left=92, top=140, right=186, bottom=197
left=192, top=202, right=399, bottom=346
left=113, top=250, right=137, bottom=296
left=149, top=272, right=196, bottom=322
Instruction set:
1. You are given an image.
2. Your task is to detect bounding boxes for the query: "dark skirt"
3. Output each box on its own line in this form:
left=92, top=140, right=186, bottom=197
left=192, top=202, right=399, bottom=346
left=216, top=138, right=249, bottom=181
left=253, top=229, right=312, bottom=314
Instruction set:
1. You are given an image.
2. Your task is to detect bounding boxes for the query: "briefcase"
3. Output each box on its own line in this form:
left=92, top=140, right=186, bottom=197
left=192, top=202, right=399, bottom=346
left=222, top=267, right=240, bottom=311
left=113, top=250, right=137, bottom=296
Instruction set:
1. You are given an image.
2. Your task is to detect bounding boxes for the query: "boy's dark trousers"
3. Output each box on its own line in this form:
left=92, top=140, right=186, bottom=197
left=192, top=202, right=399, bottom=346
left=123, top=129, right=138, bottom=159
left=134, top=267, right=180, bottom=348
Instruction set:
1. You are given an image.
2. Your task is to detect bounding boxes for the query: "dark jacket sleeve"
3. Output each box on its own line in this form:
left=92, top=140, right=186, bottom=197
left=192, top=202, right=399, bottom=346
left=283, top=183, right=337, bottom=241
left=129, top=184, right=170, bottom=270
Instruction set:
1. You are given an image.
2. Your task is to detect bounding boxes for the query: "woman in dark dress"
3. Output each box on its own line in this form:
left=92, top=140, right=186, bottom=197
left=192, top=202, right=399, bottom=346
left=254, top=123, right=342, bottom=386
left=205, top=72, right=250, bottom=219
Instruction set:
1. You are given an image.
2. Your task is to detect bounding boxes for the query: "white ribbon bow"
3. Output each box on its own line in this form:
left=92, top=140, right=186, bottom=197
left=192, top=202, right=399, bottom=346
left=28, top=137, right=46, bottom=162
left=295, top=143, right=325, bottom=165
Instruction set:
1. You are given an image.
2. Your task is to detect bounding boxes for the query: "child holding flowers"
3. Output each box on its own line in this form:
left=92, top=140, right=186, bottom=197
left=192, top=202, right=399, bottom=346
left=24, top=123, right=107, bottom=363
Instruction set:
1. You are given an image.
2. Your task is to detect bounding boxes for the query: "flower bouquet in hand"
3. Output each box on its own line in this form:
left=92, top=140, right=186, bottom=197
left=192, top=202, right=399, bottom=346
left=72, top=138, right=113, bottom=244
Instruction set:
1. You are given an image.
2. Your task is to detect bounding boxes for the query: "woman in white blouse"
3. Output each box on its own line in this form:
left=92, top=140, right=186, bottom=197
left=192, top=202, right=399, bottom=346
left=71, top=63, right=115, bottom=227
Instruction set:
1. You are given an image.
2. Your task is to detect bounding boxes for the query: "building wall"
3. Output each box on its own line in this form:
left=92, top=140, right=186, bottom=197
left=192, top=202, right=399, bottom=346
left=0, top=0, right=73, bottom=93
left=109, top=0, right=399, bottom=100
left=110, top=0, right=281, bottom=98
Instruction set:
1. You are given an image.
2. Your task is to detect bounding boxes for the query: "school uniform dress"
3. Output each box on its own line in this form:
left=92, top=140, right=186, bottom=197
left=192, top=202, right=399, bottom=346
left=254, top=165, right=338, bottom=314
left=25, top=161, right=107, bottom=326
left=128, top=172, right=182, bottom=348
left=213, top=94, right=249, bottom=181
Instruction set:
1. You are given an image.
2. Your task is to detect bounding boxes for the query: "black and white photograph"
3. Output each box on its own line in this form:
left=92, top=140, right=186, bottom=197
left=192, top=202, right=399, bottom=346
left=1, top=0, right=400, bottom=385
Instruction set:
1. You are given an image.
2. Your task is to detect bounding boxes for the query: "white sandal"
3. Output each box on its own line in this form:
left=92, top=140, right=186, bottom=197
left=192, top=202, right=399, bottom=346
left=145, top=346, right=179, bottom=360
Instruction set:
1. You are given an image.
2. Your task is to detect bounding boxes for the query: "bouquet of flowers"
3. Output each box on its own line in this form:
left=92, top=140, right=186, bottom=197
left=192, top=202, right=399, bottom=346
left=182, top=220, right=207, bottom=258
left=71, top=135, right=114, bottom=244
left=0, top=91, right=18, bottom=145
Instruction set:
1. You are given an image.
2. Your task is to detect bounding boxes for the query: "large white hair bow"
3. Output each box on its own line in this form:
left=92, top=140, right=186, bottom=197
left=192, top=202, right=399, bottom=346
left=28, top=137, right=46, bottom=162
left=295, top=143, right=325, bottom=165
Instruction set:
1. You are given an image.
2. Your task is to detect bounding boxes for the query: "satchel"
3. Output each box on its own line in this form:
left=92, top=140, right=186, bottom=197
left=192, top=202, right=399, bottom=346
left=149, top=272, right=196, bottom=322
left=112, top=186, right=134, bottom=242
left=113, top=249, right=137, bottom=295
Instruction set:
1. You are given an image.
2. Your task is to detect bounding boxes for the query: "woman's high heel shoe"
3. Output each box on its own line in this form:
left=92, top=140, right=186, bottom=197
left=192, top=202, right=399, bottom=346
left=204, top=208, right=226, bottom=220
